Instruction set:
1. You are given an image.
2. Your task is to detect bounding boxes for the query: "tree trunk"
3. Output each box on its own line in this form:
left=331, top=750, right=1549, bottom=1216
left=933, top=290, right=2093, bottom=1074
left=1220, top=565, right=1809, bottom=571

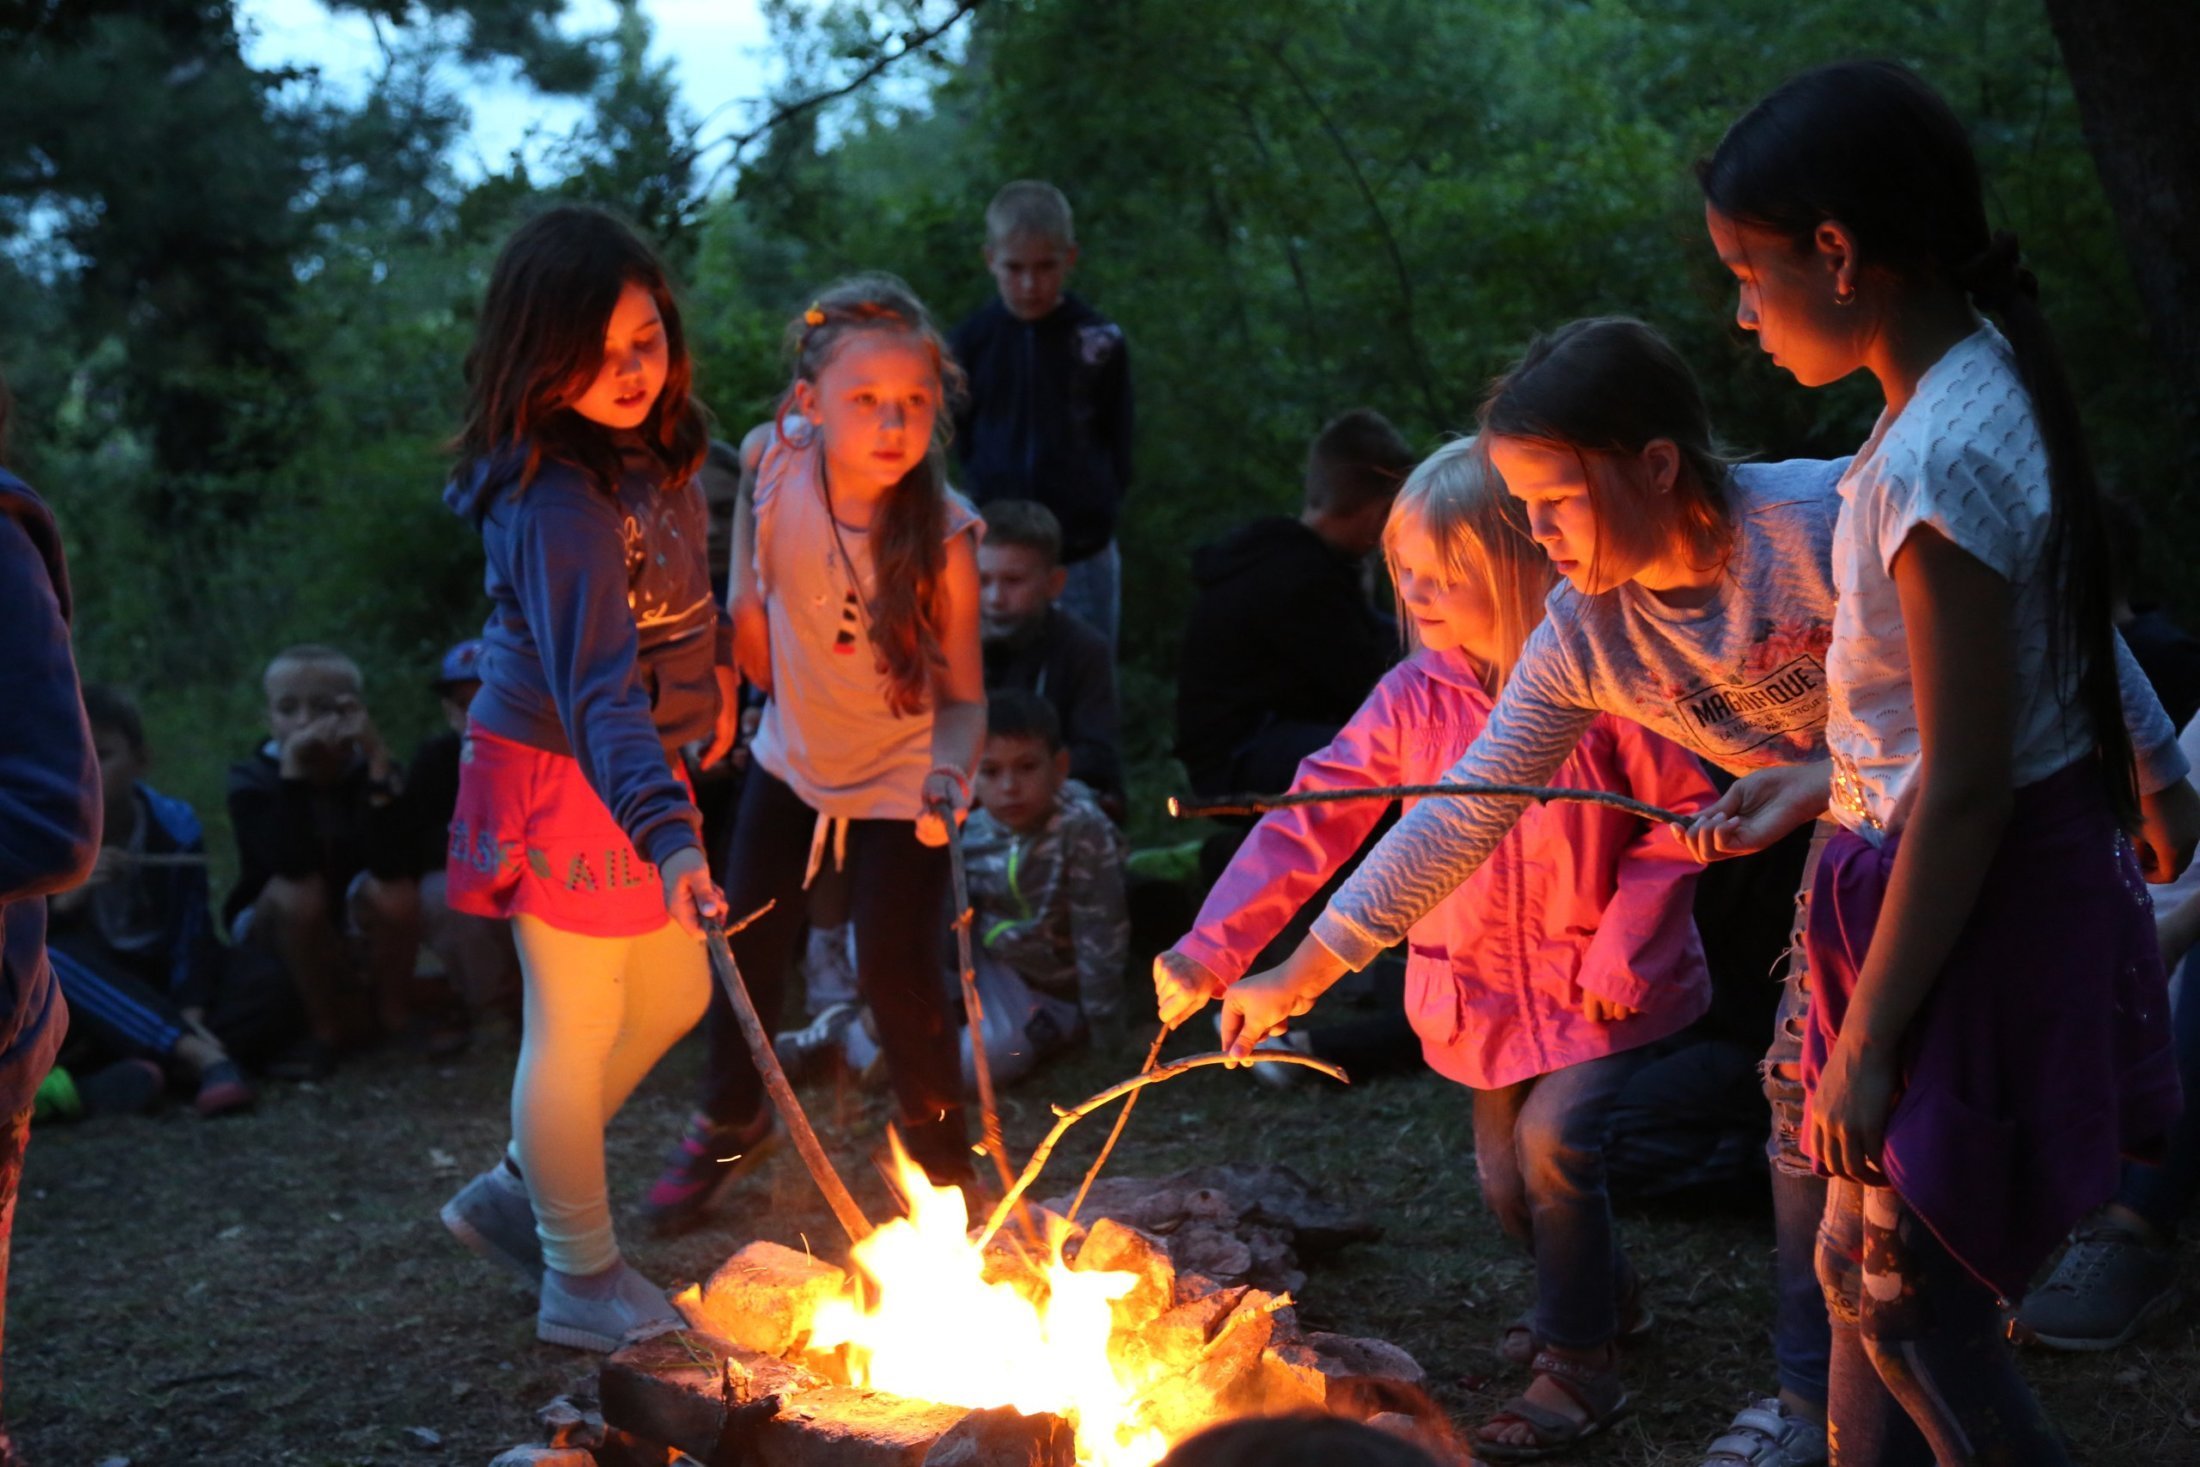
left=2042, top=0, right=2200, bottom=474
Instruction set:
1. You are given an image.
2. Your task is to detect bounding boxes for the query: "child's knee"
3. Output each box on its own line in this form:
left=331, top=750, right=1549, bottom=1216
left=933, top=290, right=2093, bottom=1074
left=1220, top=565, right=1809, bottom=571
left=255, top=874, right=331, bottom=934
left=354, top=873, right=421, bottom=934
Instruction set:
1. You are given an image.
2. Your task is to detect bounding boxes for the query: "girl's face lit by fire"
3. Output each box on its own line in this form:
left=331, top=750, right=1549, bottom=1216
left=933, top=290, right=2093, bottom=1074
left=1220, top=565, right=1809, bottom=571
left=1388, top=512, right=1502, bottom=668
left=794, top=332, right=941, bottom=502
left=1488, top=435, right=1617, bottom=593
left=571, top=281, right=670, bottom=431
left=1705, top=204, right=1868, bottom=390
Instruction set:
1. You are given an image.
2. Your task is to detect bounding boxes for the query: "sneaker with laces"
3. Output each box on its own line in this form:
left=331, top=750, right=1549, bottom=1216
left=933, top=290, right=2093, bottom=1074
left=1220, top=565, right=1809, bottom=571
left=440, top=1156, right=543, bottom=1284
left=773, top=1001, right=859, bottom=1080
left=2015, top=1221, right=2180, bottom=1350
left=1699, top=1396, right=1826, bottom=1467
left=537, top=1260, right=682, bottom=1352
left=639, top=1109, right=779, bottom=1235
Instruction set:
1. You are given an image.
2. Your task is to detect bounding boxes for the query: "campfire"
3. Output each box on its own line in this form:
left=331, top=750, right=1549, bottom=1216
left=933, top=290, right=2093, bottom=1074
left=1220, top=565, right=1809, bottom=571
left=519, top=1156, right=1434, bottom=1467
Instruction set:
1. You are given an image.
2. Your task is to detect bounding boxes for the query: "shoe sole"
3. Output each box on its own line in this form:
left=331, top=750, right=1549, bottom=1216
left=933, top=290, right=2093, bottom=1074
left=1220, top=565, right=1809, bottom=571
left=440, top=1198, right=545, bottom=1286
left=535, top=1318, right=626, bottom=1353
left=2022, top=1285, right=2181, bottom=1351
left=641, top=1128, right=783, bottom=1237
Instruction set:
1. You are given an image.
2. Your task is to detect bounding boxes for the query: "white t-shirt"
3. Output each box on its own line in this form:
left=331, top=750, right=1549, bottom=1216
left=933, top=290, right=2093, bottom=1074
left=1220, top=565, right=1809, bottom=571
left=746, top=421, right=981, bottom=820
left=1826, top=324, right=2162, bottom=837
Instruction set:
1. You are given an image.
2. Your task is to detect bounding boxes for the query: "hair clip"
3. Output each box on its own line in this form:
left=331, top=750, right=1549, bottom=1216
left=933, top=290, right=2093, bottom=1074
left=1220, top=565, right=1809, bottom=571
left=803, top=303, right=826, bottom=328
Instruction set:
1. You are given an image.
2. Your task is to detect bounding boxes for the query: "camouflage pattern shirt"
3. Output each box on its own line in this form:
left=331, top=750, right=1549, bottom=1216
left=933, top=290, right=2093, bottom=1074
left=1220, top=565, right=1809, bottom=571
left=960, top=779, right=1128, bottom=1024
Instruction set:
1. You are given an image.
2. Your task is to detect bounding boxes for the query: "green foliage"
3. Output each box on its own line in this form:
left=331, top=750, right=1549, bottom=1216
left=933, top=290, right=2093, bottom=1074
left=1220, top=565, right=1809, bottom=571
left=2, top=0, right=2190, bottom=872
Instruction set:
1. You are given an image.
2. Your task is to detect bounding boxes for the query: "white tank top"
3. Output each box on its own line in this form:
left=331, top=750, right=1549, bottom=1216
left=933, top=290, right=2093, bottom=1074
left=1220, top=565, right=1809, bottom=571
left=746, top=420, right=981, bottom=821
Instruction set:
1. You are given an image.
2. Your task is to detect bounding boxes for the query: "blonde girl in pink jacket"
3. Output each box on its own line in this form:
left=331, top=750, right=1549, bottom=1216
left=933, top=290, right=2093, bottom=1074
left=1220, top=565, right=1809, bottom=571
left=1156, top=437, right=1713, bottom=1459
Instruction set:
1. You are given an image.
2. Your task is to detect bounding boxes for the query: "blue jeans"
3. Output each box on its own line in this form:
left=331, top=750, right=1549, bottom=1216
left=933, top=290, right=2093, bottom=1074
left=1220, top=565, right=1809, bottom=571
left=1056, top=539, right=1120, bottom=652
left=1472, top=1048, right=1646, bottom=1351
left=1818, top=1180, right=2070, bottom=1465
left=2118, top=948, right=2199, bottom=1238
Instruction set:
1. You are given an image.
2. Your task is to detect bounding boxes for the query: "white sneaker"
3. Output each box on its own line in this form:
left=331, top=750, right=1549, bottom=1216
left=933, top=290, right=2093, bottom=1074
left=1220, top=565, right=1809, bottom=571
left=536, top=1260, right=681, bottom=1352
left=1700, top=1396, right=1827, bottom=1467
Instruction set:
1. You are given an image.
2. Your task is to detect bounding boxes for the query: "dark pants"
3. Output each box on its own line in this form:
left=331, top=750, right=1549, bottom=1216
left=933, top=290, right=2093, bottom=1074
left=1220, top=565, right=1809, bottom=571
left=1819, top=1180, right=2069, bottom=1465
left=2119, top=949, right=2200, bottom=1238
left=1602, top=1035, right=1766, bottom=1202
left=1472, top=1048, right=1646, bottom=1351
left=0, top=1107, right=26, bottom=1430
left=700, top=768, right=967, bottom=1178
left=49, top=931, right=298, bottom=1071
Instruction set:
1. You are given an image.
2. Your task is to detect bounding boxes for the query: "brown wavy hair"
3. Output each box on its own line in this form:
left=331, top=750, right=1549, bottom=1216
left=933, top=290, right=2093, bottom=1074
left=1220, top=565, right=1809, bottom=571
left=776, top=273, right=968, bottom=717
left=452, top=205, right=709, bottom=505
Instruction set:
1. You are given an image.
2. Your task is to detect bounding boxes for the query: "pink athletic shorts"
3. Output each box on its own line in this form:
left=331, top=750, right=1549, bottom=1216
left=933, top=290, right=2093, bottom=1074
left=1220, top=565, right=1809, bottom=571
left=444, top=726, right=692, bottom=937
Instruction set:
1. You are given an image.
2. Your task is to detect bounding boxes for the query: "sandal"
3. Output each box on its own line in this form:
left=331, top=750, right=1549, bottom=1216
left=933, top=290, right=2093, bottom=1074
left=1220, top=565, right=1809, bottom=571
left=1474, top=1347, right=1631, bottom=1461
left=1496, top=1277, right=1655, bottom=1367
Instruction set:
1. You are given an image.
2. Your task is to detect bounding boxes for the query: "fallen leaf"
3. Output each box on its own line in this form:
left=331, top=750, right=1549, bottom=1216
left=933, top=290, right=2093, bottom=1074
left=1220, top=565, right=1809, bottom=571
left=428, top=1148, right=459, bottom=1172
left=2114, top=1365, right=2145, bottom=1386
left=403, top=1424, right=443, bottom=1449
left=216, top=1225, right=245, bottom=1241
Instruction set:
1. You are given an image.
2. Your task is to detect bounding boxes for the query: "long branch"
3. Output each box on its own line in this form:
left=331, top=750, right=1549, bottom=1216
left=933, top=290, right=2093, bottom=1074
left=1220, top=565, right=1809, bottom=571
left=1169, top=782, right=1695, bottom=827
left=973, top=1050, right=1348, bottom=1251
left=691, top=0, right=989, bottom=179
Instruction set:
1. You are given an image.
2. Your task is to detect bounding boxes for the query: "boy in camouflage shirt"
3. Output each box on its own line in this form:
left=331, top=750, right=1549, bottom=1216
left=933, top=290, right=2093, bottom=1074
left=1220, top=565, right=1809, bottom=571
left=956, top=690, right=1128, bottom=1088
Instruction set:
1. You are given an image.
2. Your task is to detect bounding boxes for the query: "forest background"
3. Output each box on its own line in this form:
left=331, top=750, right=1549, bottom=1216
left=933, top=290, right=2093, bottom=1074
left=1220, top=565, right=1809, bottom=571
left=5, top=0, right=2196, bottom=866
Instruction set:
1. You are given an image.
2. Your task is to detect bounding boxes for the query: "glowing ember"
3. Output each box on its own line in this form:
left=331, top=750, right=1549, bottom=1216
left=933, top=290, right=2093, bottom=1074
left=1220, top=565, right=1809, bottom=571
left=807, top=1139, right=1170, bottom=1467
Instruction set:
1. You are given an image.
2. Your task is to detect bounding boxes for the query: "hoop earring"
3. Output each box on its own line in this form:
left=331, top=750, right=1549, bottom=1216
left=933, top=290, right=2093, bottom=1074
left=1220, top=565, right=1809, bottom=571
left=1834, top=283, right=1856, bottom=307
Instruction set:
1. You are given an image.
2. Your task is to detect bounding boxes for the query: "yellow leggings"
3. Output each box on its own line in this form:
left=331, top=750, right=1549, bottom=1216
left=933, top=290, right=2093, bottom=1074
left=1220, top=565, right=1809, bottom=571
left=508, top=914, right=710, bottom=1276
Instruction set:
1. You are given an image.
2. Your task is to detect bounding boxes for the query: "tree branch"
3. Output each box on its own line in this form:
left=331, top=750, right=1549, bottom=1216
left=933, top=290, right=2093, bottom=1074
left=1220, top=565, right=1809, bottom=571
left=690, top=0, right=989, bottom=185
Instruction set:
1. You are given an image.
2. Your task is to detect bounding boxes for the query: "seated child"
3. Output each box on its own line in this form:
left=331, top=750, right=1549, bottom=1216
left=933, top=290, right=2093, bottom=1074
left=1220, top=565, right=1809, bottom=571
left=978, top=499, right=1124, bottom=813
left=44, top=686, right=255, bottom=1115
left=955, top=689, right=1129, bottom=1087
left=224, top=644, right=420, bottom=1074
left=403, top=639, right=519, bottom=1045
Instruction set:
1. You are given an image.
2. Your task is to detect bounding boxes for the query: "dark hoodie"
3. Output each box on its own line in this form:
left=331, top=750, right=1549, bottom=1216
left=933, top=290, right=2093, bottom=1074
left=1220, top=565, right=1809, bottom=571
left=949, top=294, right=1133, bottom=564
left=1175, top=515, right=1396, bottom=795
left=0, top=470, right=93, bottom=1116
left=445, top=447, right=730, bottom=871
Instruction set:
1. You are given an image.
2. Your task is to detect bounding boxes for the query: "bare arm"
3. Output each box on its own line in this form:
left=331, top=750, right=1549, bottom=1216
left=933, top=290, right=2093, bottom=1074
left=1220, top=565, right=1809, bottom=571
left=918, top=531, right=986, bottom=844
left=1811, top=525, right=2014, bottom=1181
left=728, top=422, right=774, bottom=693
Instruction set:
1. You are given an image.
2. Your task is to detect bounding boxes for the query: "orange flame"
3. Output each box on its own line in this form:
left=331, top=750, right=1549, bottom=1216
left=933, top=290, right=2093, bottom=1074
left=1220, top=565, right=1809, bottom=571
left=808, top=1138, right=1169, bottom=1467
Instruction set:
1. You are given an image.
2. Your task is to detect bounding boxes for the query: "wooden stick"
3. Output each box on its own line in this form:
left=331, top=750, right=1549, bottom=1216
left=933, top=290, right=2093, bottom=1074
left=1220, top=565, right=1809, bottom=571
left=1064, top=1026, right=1168, bottom=1226
left=941, top=812, right=1021, bottom=1211
left=702, top=905, right=871, bottom=1245
left=1169, top=781, right=1695, bottom=827
left=974, top=1050, right=1348, bottom=1251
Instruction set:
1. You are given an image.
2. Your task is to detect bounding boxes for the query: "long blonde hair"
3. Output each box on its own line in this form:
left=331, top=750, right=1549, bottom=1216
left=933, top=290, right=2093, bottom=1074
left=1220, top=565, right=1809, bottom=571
left=1381, top=437, right=1555, bottom=694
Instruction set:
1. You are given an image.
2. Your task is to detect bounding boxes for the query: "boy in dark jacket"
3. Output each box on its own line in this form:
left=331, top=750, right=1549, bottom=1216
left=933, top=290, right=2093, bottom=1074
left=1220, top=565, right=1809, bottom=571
left=978, top=499, right=1124, bottom=815
left=950, top=181, right=1134, bottom=648
left=1, top=402, right=99, bottom=1463
left=46, top=685, right=256, bottom=1113
left=1175, top=409, right=1414, bottom=796
left=225, top=644, right=420, bottom=1073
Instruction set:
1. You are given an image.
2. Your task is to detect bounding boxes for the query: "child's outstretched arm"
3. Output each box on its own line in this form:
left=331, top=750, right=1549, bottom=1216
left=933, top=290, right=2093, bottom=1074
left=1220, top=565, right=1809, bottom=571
left=1161, top=671, right=1413, bottom=1028
left=918, top=530, right=986, bottom=847
left=1813, top=525, right=2013, bottom=1182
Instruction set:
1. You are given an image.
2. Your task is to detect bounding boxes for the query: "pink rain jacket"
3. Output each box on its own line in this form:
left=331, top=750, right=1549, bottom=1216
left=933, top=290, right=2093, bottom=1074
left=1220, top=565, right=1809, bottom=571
left=1177, top=647, right=1716, bottom=1091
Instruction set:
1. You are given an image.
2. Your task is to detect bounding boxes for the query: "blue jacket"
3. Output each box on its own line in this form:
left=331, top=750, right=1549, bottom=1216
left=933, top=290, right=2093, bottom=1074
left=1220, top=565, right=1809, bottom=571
left=49, top=783, right=227, bottom=1010
left=0, top=472, right=94, bottom=1116
left=949, top=294, right=1134, bottom=564
left=446, top=447, right=729, bottom=869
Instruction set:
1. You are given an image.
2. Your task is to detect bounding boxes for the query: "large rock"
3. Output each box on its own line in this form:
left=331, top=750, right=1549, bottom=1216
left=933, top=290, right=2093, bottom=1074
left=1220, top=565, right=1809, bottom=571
left=919, top=1405, right=1074, bottom=1467
left=1305, top=1331, right=1427, bottom=1388
left=677, top=1240, right=850, bottom=1357
left=1072, top=1217, right=1175, bottom=1331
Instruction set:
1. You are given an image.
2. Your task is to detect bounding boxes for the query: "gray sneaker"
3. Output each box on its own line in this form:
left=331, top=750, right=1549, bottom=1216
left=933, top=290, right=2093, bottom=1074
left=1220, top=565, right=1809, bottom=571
left=537, top=1260, right=682, bottom=1352
left=440, top=1157, right=543, bottom=1284
left=1700, top=1397, right=1826, bottom=1467
left=2016, top=1222, right=2181, bottom=1350
left=773, top=1001, right=859, bottom=1079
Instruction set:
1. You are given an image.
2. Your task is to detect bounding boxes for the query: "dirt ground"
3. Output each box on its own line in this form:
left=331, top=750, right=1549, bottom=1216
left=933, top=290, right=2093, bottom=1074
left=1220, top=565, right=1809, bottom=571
left=11, top=1020, right=2198, bottom=1466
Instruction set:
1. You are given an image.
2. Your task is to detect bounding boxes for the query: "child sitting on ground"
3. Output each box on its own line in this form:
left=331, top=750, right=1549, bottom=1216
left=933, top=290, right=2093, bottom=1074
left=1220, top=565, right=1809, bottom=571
left=956, top=689, right=1128, bottom=1085
left=224, top=644, right=421, bottom=1076
left=45, top=685, right=255, bottom=1115
left=978, top=500, right=1124, bottom=814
